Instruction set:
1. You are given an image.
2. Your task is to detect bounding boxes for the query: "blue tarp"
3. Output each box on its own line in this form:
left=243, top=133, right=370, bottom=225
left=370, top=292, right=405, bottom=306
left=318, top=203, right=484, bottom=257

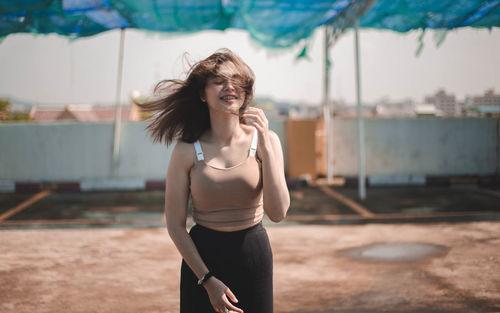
left=1, top=0, right=499, bottom=47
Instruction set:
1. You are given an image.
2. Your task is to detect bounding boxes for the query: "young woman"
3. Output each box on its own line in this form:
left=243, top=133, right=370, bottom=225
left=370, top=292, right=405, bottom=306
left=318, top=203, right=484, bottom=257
left=137, top=48, right=290, bottom=313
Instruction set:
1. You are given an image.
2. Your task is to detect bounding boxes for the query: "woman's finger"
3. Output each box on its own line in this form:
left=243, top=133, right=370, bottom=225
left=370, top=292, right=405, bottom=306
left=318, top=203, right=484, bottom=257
left=223, top=291, right=243, bottom=313
left=242, top=110, right=261, bottom=117
left=225, top=301, right=244, bottom=313
left=242, top=113, right=263, bottom=127
left=225, top=288, right=238, bottom=303
left=241, top=113, right=260, bottom=123
left=246, top=107, right=266, bottom=119
left=243, top=117, right=262, bottom=130
left=242, top=110, right=268, bottom=127
left=243, top=116, right=256, bottom=124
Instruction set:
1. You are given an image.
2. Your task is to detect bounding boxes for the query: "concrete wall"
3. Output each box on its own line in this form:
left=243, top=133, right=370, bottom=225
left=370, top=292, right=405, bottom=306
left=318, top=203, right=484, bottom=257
left=0, top=120, right=286, bottom=191
left=0, top=122, right=171, bottom=181
left=332, top=118, right=498, bottom=177
left=0, top=118, right=498, bottom=191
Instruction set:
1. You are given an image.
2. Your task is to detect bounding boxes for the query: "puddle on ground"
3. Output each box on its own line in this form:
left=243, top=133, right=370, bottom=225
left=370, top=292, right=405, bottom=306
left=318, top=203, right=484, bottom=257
left=341, top=242, right=447, bottom=263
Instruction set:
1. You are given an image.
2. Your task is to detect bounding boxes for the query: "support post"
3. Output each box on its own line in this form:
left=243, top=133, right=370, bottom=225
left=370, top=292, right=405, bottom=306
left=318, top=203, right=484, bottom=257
left=111, top=28, right=126, bottom=177
left=323, top=26, right=334, bottom=184
left=354, top=20, right=366, bottom=199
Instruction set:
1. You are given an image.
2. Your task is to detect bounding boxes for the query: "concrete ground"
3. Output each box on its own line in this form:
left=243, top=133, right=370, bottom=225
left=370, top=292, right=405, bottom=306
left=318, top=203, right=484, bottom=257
left=1, top=184, right=499, bottom=312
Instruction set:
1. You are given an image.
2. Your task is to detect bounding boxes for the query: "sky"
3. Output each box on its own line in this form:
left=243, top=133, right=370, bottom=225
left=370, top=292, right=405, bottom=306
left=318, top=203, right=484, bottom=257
left=0, top=26, right=499, bottom=107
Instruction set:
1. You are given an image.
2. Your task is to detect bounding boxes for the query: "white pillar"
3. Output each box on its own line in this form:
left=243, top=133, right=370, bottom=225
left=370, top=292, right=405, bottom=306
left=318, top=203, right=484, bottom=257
left=354, top=20, right=366, bottom=199
left=111, top=28, right=126, bottom=177
left=323, top=26, right=334, bottom=184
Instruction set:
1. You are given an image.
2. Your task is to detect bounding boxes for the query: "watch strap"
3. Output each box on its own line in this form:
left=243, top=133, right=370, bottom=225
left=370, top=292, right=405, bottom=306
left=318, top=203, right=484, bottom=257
left=197, top=272, right=213, bottom=286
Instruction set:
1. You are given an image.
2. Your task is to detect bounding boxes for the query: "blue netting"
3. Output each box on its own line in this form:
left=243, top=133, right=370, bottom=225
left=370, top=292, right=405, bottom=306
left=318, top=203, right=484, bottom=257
left=359, top=0, right=500, bottom=31
left=1, top=0, right=499, bottom=47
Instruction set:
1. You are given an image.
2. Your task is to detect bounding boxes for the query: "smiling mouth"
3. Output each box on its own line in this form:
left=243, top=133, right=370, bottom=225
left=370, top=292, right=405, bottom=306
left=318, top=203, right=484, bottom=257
left=220, top=95, right=238, bottom=101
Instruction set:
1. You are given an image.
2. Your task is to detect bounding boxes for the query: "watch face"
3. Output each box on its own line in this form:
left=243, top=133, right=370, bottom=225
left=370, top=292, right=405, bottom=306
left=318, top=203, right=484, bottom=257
left=197, top=272, right=211, bottom=286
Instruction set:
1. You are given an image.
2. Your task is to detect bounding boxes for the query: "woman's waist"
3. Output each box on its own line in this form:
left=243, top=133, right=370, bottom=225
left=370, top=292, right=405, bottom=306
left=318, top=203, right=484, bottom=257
left=191, top=206, right=264, bottom=232
left=192, top=202, right=263, bottom=214
left=193, top=219, right=263, bottom=233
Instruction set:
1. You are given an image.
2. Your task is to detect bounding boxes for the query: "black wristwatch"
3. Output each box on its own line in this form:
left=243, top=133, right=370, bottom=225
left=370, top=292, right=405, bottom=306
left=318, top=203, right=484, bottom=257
left=197, top=272, right=213, bottom=286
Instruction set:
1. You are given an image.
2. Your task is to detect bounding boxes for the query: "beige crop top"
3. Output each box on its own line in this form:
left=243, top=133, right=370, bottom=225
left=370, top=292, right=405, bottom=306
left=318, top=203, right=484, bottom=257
left=189, top=128, right=264, bottom=230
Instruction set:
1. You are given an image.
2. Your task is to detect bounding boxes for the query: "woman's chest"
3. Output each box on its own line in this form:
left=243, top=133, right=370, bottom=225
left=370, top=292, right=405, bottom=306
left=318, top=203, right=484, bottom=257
left=189, top=160, right=262, bottom=194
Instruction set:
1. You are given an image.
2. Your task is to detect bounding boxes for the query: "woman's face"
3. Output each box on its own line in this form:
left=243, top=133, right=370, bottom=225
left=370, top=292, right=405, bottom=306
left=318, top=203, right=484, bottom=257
left=203, top=62, right=246, bottom=116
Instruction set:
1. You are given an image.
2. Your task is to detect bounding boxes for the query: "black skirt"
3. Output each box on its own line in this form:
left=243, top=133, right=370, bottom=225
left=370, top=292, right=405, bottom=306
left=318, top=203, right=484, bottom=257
left=180, top=221, right=273, bottom=313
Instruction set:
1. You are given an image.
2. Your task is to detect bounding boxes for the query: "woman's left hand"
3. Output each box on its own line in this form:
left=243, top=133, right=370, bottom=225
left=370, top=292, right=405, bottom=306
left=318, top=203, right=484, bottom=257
left=241, top=107, right=272, bottom=158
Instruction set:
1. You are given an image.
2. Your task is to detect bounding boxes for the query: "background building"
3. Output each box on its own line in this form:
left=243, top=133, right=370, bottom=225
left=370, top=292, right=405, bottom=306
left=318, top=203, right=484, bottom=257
left=424, top=89, right=461, bottom=116
left=470, top=89, right=500, bottom=106
left=464, top=89, right=500, bottom=117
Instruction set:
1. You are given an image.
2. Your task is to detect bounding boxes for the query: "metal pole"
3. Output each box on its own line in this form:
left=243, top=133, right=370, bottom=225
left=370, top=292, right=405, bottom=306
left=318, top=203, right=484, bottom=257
left=323, top=26, right=334, bottom=184
left=354, top=20, right=366, bottom=199
left=112, top=28, right=126, bottom=177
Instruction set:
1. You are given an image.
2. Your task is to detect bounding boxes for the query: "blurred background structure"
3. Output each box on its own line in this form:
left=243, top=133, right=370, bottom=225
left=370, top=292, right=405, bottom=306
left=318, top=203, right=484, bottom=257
left=1, top=0, right=499, bottom=197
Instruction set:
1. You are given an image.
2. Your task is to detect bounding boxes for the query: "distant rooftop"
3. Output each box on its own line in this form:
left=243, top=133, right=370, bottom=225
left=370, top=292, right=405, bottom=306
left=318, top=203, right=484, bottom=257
left=29, top=104, right=142, bottom=123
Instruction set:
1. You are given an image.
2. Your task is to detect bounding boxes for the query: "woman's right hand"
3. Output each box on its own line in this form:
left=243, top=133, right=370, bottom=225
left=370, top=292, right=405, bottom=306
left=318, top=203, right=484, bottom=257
left=203, top=277, right=244, bottom=313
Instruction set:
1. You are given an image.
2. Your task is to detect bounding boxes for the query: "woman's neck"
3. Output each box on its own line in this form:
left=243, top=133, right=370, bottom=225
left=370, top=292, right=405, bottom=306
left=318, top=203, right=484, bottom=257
left=207, top=110, right=245, bottom=147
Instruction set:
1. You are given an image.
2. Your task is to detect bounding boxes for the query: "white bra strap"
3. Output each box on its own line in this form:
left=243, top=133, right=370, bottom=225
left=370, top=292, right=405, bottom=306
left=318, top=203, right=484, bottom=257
left=194, top=140, right=204, bottom=161
left=249, top=128, right=258, bottom=157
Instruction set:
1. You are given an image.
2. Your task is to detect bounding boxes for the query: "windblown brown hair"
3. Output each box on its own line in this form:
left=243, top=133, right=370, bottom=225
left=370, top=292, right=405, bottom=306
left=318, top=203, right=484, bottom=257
left=135, top=48, right=255, bottom=147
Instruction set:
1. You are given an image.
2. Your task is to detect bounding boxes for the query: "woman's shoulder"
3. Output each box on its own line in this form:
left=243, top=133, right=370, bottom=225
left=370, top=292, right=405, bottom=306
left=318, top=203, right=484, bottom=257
left=170, top=140, right=196, bottom=171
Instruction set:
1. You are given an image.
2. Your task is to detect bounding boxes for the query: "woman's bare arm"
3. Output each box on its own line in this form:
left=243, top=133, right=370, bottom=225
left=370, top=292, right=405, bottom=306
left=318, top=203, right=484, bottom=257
left=164, top=141, right=243, bottom=313
left=242, top=107, right=290, bottom=222
left=164, top=141, right=210, bottom=280
left=258, top=130, right=290, bottom=222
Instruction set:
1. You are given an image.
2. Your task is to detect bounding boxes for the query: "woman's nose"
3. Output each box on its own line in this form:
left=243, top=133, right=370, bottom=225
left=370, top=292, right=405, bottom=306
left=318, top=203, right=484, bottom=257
left=223, top=81, right=235, bottom=90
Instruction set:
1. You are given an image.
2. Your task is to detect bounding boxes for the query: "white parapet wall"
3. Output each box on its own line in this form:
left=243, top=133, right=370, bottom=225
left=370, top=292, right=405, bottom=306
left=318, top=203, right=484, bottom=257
left=332, top=117, right=498, bottom=177
left=0, top=122, right=173, bottom=183
left=0, top=118, right=498, bottom=191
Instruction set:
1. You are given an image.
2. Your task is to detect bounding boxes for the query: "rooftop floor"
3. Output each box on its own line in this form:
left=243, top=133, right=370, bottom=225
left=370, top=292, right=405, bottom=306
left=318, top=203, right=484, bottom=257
left=0, top=184, right=499, bottom=312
